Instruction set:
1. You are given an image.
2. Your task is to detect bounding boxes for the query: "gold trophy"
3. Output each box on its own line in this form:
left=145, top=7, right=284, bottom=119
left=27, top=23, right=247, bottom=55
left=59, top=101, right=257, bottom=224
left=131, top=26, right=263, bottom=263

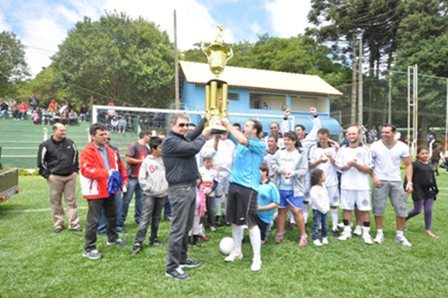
left=202, top=25, right=233, bottom=134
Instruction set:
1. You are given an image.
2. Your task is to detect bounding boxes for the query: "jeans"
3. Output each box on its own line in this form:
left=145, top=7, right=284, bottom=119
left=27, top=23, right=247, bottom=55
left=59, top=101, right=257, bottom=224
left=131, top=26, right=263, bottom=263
left=120, top=178, right=142, bottom=227
left=166, top=183, right=196, bottom=272
left=312, top=209, right=328, bottom=240
left=97, top=192, right=123, bottom=233
left=164, top=199, right=172, bottom=219
left=134, top=194, right=166, bottom=244
left=85, top=197, right=119, bottom=251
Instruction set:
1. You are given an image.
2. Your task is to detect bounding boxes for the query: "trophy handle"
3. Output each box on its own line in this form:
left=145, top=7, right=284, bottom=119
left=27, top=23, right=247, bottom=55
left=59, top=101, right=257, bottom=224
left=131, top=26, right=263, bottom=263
left=226, top=48, right=234, bottom=63
left=201, top=42, right=210, bottom=60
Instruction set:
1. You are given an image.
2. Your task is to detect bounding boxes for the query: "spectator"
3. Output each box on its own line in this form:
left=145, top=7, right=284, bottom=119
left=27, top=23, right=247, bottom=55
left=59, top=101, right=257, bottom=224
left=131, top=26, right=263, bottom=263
left=119, top=116, right=127, bottom=133
left=80, top=105, right=88, bottom=122
left=48, top=99, right=59, bottom=119
left=17, top=101, right=29, bottom=120
left=32, top=108, right=40, bottom=125
left=110, top=116, right=119, bottom=132
left=69, top=110, right=78, bottom=125
left=42, top=108, right=52, bottom=125
left=29, top=93, right=40, bottom=112
left=0, top=101, right=8, bottom=119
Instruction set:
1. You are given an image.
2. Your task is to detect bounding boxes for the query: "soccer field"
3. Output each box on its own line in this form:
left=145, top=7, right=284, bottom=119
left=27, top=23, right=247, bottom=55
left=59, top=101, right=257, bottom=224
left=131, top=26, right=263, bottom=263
left=1, top=175, right=447, bottom=297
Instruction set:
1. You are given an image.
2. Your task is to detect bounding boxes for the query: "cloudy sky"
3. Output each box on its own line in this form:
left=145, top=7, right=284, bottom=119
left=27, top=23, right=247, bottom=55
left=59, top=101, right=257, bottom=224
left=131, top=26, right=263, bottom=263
left=0, top=0, right=312, bottom=77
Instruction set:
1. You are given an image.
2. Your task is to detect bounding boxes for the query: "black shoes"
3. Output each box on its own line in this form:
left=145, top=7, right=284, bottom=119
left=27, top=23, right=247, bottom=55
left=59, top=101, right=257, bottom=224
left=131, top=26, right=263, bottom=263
left=54, top=227, right=64, bottom=233
left=180, top=258, right=201, bottom=269
left=165, top=267, right=189, bottom=280
left=107, top=238, right=127, bottom=246
left=132, top=243, right=142, bottom=255
left=69, top=227, right=83, bottom=232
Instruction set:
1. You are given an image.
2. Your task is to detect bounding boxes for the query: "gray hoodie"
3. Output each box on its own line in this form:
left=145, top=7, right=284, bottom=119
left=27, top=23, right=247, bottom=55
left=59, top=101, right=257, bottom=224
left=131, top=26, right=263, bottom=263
left=138, top=155, right=168, bottom=197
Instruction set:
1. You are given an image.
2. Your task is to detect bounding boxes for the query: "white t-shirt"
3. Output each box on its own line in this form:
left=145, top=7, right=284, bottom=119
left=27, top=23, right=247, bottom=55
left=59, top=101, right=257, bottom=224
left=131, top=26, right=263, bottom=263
left=308, top=144, right=338, bottom=187
left=199, top=166, right=218, bottom=197
left=370, top=140, right=409, bottom=181
left=310, top=185, right=330, bottom=214
left=199, top=138, right=235, bottom=178
left=272, top=148, right=302, bottom=190
left=335, top=145, right=372, bottom=191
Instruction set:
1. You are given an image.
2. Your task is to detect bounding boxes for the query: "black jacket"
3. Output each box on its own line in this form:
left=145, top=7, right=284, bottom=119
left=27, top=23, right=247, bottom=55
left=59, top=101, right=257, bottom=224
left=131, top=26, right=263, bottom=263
left=162, top=119, right=207, bottom=186
left=37, top=136, right=79, bottom=178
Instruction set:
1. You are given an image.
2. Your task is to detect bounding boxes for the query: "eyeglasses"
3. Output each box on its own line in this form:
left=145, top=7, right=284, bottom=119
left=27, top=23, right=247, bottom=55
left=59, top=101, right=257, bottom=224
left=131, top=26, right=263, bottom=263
left=107, top=138, right=111, bottom=141
left=178, top=123, right=189, bottom=128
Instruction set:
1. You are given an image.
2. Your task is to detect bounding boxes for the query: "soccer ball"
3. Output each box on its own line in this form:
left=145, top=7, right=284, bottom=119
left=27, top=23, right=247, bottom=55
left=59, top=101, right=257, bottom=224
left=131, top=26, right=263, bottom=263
left=219, top=237, right=234, bottom=255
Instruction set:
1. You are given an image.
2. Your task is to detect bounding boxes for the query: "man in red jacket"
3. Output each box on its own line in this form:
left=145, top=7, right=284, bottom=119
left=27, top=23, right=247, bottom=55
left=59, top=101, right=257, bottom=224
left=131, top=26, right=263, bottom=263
left=80, top=123, right=127, bottom=260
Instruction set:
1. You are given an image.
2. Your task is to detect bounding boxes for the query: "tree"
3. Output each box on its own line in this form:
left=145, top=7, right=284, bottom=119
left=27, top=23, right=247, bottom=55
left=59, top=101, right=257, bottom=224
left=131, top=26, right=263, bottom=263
left=0, top=31, right=29, bottom=97
left=52, top=12, right=174, bottom=107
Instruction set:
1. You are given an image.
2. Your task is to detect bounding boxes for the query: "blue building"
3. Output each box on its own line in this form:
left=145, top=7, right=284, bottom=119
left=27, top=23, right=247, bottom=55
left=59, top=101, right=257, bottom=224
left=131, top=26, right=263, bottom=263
left=179, top=61, right=343, bottom=138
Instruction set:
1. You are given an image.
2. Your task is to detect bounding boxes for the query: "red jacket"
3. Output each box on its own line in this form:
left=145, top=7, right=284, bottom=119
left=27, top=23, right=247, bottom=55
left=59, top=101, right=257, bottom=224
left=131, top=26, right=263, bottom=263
left=80, top=142, right=127, bottom=200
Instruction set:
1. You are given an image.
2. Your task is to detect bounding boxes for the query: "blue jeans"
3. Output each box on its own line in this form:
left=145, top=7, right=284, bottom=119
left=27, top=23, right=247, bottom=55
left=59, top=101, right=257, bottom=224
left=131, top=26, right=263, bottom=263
left=119, top=178, right=142, bottom=227
left=164, top=199, right=172, bottom=219
left=312, top=209, right=328, bottom=240
left=97, top=192, right=123, bottom=233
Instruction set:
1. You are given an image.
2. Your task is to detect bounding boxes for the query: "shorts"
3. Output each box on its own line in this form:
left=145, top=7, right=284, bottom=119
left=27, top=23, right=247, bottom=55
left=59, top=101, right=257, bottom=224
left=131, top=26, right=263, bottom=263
left=226, top=183, right=258, bottom=226
left=279, top=190, right=304, bottom=209
left=340, top=189, right=371, bottom=211
left=327, top=185, right=340, bottom=207
left=372, top=180, right=407, bottom=217
left=215, top=176, right=230, bottom=197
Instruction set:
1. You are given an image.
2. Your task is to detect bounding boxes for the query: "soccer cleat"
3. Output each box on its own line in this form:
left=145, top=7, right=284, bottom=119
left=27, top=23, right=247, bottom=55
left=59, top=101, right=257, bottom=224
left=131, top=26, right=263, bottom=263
left=69, top=226, right=83, bottom=232
left=395, top=236, right=412, bottom=247
left=107, top=238, right=127, bottom=246
left=332, top=229, right=341, bottom=237
left=83, top=249, right=102, bottom=260
left=353, top=226, right=363, bottom=236
left=338, top=231, right=352, bottom=241
left=224, top=252, right=243, bottom=262
left=362, top=234, right=373, bottom=245
left=251, top=259, right=262, bottom=272
left=54, top=226, right=64, bottom=233
left=132, top=243, right=142, bottom=255
left=322, top=237, right=329, bottom=245
left=298, top=236, right=308, bottom=247
left=149, top=239, right=162, bottom=246
left=374, top=233, right=385, bottom=244
left=180, top=258, right=201, bottom=269
left=313, top=239, right=323, bottom=246
left=165, top=267, right=189, bottom=280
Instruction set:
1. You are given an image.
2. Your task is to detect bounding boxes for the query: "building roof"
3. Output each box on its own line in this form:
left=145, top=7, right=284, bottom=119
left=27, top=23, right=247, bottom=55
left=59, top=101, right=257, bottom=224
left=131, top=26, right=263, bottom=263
left=179, top=61, right=342, bottom=96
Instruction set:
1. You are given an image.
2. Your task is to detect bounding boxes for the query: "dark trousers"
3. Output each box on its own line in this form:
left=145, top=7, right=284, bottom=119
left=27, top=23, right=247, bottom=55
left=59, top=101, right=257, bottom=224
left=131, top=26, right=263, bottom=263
left=84, top=197, right=119, bottom=251
left=166, top=184, right=196, bottom=272
left=134, top=194, right=166, bottom=244
left=256, top=216, right=270, bottom=241
left=204, top=195, right=215, bottom=227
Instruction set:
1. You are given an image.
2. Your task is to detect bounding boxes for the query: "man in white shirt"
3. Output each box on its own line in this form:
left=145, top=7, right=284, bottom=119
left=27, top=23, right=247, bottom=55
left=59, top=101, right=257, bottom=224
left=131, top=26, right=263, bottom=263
left=370, top=124, right=413, bottom=247
left=335, top=125, right=373, bottom=244
left=308, top=128, right=340, bottom=237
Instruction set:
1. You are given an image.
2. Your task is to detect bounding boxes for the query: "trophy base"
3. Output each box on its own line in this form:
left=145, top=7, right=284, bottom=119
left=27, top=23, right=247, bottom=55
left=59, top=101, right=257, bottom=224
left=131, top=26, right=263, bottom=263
left=210, top=124, right=227, bottom=134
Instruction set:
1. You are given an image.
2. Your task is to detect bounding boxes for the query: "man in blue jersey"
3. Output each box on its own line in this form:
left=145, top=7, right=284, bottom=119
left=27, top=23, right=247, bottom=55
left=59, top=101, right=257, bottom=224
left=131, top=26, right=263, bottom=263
left=221, top=118, right=266, bottom=272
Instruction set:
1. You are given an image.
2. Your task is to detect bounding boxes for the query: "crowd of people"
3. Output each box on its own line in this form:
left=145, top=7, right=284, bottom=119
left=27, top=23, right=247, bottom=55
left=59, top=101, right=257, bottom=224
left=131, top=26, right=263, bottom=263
left=36, top=106, right=441, bottom=281
left=0, top=94, right=90, bottom=125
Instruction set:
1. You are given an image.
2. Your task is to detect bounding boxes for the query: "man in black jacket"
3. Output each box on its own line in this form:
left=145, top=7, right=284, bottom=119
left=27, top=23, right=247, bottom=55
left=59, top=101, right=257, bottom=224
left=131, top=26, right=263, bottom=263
left=37, top=123, right=82, bottom=233
left=162, top=113, right=211, bottom=280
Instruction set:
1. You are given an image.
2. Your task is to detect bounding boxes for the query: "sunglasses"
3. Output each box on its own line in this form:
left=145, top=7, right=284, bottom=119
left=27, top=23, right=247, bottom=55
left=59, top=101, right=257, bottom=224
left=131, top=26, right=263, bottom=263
left=107, top=138, right=111, bottom=141
left=178, top=123, right=189, bottom=128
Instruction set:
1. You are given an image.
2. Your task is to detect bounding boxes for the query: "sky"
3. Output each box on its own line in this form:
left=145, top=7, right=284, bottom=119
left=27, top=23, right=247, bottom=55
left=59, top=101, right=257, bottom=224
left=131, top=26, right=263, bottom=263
left=0, top=0, right=312, bottom=77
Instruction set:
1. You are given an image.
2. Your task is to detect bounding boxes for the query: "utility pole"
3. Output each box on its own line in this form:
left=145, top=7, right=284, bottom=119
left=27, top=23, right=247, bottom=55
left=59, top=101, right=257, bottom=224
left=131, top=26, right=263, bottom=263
left=351, top=37, right=357, bottom=124
left=174, top=10, right=180, bottom=109
left=388, top=74, right=392, bottom=123
left=358, top=35, right=363, bottom=126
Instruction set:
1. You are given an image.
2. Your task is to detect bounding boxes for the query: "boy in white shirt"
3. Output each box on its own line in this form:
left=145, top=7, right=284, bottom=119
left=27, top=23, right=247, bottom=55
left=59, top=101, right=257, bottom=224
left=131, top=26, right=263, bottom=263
left=199, top=156, right=219, bottom=231
left=335, top=125, right=373, bottom=244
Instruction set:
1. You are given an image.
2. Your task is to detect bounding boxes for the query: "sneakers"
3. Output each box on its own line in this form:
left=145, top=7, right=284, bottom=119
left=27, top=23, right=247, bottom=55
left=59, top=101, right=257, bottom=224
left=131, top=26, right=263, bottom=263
left=298, top=236, right=308, bottom=247
left=332, top=229, right=341, bottom=237
left=374, top=233, right=385, bottom=244
left=107, top=238, right=127, bottom=246
left=362, top=234, right=373, bottom=245
left=180, top=258, right=201, bottom=269
left=54, top=226, right=64, bottom=233
left=209, top=226, right=217, bottom=232
left=395, top=236, right=412, bottom=247
left=132, top=243, right=142, bottom=255
left=149, top=239, right=162, bottom=246
left=224, top=252, right=243, bottom=262
left=338, top=231, right=352, bottom=241
left=83, top=249, right=102, bottom=260
left=322, top=237, right=329, bottom=245
left=274, top=232, right=284, bottom=244
left=165, top=267, right=189, bottom=280
left=251, top=259, right=262, bottom=272
left=313, top=239, right=323, bottom=246
left=69, top=226, right=83, bottom=232
left=353, top=226, right=363, bottom=236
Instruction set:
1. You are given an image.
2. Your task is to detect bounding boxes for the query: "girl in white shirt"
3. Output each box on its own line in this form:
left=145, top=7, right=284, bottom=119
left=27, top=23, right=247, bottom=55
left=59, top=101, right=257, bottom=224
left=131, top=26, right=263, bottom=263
left=310, top=169, right=330, bottom=246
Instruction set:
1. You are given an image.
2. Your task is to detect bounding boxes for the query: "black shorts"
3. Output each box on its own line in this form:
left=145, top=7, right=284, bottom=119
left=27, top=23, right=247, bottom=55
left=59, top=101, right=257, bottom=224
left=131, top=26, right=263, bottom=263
left=226, top=183, right=258, bottom=226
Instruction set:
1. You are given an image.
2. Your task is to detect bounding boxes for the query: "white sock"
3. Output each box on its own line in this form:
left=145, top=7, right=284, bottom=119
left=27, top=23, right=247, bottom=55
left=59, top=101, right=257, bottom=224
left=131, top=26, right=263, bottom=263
left=302, top=203, right=309, bottom=224
left=362, top=226, right=370, bottom=236
left=344, top=225, right=352, bottom=233
left=231, top=224, right=243, bottom=255
left=331, top=208, right=339, bottom=230
left=215, top=197, right=222, bottom=216
left=248, top=226, right=261, bottom=262
left=377, top=229, right=384, bottom=235
left=396, top=230, right=404, bottom=238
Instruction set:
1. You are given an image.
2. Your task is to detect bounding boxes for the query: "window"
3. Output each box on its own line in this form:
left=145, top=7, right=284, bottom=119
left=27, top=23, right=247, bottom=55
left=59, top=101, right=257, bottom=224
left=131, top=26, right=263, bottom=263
left=249, top=93, right=286, bottom=110
left=228, top=93, right=239, bottom=101
left=290, top=96, right=328, bottom=113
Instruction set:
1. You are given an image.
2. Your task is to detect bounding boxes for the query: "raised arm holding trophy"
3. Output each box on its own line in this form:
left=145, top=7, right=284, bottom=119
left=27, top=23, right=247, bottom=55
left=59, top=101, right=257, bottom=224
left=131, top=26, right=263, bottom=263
left=202, top=25, right=233, bottom=134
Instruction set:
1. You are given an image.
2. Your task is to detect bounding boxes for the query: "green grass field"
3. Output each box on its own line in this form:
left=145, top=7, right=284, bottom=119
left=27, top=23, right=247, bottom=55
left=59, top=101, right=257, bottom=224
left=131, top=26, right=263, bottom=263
left=1, top=174, right=447, bottom=297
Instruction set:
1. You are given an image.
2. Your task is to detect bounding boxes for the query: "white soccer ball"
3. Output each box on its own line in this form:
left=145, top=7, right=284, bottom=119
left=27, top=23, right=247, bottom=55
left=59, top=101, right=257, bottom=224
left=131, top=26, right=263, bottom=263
left=219, top=237, right=235, bottom=255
